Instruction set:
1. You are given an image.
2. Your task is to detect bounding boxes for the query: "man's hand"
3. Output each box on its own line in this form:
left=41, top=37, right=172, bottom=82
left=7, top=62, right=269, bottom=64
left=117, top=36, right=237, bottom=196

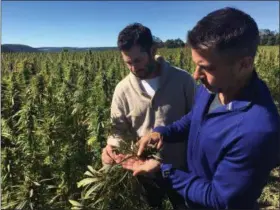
left=137, top=132, right=163, bottom=156
left=101, top=144, right=125, bottom=165
left=121, top=157, right=161, bottom=176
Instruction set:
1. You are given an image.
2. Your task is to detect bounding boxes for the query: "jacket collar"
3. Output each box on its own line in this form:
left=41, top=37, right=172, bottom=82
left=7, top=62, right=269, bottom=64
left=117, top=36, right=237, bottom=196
left=204, top=70, right=260, bottom=115
left=229, top=70, right=259, bottom=111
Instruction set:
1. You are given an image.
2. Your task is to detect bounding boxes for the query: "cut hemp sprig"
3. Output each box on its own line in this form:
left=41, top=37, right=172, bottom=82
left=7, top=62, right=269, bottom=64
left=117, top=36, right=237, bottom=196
left=69, top=136, right=161, bottom=210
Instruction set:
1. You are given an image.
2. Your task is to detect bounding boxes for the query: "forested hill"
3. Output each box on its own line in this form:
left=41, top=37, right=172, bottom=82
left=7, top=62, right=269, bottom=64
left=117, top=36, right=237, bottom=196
left=1, top=44, right=117, bottom=53
left=2, top=44, right=40, bottom=53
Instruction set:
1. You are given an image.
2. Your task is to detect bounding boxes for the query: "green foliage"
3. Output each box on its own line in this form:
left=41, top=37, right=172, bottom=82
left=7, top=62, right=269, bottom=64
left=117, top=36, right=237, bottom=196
left=69, top=140, right=160, bottom=210
left=1, top=47, right=279, bottom=209
left=259, top=29, right=279, bottom=46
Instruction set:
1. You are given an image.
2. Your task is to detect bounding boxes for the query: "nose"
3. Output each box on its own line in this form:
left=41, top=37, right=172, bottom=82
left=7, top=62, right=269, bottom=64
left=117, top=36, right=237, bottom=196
left=129, top=64, right=136, bottom=72
left=193, top=66, right=203, bottom=81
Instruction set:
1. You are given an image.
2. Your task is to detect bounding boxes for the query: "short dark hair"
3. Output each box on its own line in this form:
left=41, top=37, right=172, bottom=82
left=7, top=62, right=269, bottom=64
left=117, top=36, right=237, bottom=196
left=117, top=23, right=154, bottom=52
left=187, top=7, right=260, bottom=59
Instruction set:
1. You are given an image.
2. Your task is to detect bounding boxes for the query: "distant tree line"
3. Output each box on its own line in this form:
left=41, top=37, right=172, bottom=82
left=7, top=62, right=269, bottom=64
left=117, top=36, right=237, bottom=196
left=153, top=29, right=280, bottom=49
left=153, top=36, right=185, bottom=48
left=259, top=29, right=280, bottom=46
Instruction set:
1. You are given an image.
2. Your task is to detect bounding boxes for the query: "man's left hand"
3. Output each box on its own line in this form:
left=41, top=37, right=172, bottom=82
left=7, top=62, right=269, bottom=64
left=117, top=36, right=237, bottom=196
left=121, top=157, right=161, bottom=176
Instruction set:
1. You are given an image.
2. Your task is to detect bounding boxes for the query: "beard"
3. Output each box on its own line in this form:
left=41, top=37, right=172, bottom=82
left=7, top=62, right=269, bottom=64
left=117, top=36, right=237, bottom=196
left=133, top=57, right=157, bottom=80
left=132, top=69, right=150, bottom=79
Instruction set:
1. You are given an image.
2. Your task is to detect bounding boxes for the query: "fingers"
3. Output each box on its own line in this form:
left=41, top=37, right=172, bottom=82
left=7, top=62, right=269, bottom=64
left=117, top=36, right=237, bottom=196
left=137, top=139, right=147, bottom=156
left=121, top=158, right=143, bottom=170
left=106, top=145, right=115, bottom=159
left=126, top=162, right=144, bottom=176
left=101, top=144, right=119, bottom=165
left=137, top=132, right=163, bottom=156
left=156, top=138, right=163, bottom=150
left=132, top=161, right=146, bottom=176
left=132, top=159, right=160, bottom=176
left=121, top=158, right=134, bottom=170
left=102, top=147, right=114, bottom=164
left=137, top=134, right=154, bottom=156
left=133, top=169, right=143, bottom=176
left=114, top=154, right=126, bottom=164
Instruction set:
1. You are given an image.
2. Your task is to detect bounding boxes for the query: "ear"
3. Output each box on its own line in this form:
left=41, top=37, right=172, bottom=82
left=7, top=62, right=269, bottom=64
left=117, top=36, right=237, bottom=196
left=240, top=56, right=254, bottom=72
left=150, top=45, right=157, bottom=57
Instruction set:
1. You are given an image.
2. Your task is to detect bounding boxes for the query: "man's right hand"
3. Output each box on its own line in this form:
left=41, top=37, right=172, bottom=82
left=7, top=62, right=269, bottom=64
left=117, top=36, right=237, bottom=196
left=101, top=144, right=118, bottom=165
left=137, top=132, right=163, bottom=156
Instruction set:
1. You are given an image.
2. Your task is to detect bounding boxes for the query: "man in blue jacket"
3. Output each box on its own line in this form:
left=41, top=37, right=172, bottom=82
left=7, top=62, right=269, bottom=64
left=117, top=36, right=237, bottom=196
left=120, top=7, right=280, bottom=209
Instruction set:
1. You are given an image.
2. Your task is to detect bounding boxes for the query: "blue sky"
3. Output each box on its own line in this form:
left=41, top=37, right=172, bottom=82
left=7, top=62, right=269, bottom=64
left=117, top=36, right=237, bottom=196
left=2, top=1, right=279, bottom=48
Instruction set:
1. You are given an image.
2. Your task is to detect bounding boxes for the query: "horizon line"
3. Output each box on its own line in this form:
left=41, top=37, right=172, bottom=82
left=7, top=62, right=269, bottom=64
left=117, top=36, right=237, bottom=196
left=2, top=43, right=118, bottom=48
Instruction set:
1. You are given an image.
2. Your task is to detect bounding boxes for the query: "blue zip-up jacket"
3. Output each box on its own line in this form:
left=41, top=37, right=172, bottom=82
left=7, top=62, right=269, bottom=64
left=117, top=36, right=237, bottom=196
left=153, top=71, right=280, bottom=209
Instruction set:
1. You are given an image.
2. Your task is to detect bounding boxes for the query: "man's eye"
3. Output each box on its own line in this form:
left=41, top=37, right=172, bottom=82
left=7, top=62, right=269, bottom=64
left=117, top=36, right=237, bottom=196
left=199, top=66, right=206, bottom=70
left=200, top=66, right=212, bottom=72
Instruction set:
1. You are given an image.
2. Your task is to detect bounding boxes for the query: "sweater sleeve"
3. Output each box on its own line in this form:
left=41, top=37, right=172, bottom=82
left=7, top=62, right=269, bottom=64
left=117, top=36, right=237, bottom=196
left=160, top=131, right=279, bottom=209
left=184, top=73, right=197, bottom=113
left=107, top=89, right=135, bottom=147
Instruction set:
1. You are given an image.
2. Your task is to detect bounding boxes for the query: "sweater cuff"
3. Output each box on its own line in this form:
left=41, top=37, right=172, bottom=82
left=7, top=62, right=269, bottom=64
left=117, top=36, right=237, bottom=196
left=107, top=136, right=120, bottom=147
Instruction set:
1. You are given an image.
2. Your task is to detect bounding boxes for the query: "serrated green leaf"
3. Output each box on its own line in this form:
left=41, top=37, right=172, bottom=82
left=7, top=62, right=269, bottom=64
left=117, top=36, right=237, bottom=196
left=91, top=197, right=104, bottom=208
left=71, top=207, right=82, bottom=210
left=33, top=181, right=41, bottom=186
left=1, top=132, right=12, bottom=140
left=1, top=201, right=18, bottom=209
left=15, top=201, right=27, bottom=210
left=84, top=171, right=94, bottom=177
left=30, top=202, right=34, bottom=210
left=83, top=182, right=104, bottom=200
left=84, top=184, right=100, bottom=199
left=69, top=199, right=83, bottom=207
left=47, top=185, right=57, bottom=189
left=40, top=178, right=54, bottom=183
left=111, top=170, right=128, bottom=187
left=87, top=165, right=95, bottom=174
left=30, top=188, right=34, bottom=198
left=48, top=194, right=60, bottom=204
left=71, top=107, right=78, bottom=115
left=87, top=136, right=97, bottom=146
left=77, top=178, right=99, bottom=188
left=99, top=164, right=111, bottom=172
